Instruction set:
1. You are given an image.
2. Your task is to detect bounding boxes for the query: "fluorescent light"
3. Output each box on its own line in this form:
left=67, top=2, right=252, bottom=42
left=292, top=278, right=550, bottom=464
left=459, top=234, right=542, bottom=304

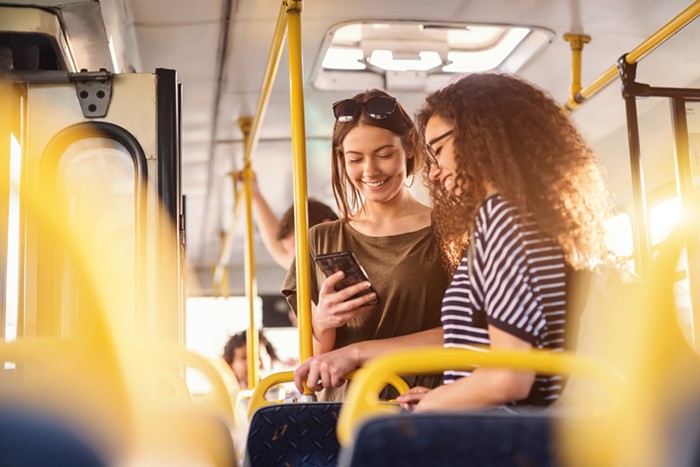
left=443, top=27, right=529, bottom=73
left=332, top=24, right=363, bottom=44
left=321, top=47, right=366, bottom=70
left=446, top=26, right=505, bottom=49
left=368, top=50, right=442, bottom=72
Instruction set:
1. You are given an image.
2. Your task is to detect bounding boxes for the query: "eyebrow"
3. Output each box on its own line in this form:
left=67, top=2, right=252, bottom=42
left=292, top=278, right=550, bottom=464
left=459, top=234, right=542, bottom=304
left=344, top=144, right=396, bottom=155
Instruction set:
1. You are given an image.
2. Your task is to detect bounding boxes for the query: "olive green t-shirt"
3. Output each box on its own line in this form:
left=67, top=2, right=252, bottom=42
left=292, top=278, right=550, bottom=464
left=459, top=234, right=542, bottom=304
left=282, top=220, right=449, bottom=399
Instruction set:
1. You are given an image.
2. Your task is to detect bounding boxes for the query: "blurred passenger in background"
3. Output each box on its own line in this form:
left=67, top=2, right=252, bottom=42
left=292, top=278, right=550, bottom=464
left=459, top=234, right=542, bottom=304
left=238, top=171, right=338, bottom=270
left=222, top=330, right=279, bottom=390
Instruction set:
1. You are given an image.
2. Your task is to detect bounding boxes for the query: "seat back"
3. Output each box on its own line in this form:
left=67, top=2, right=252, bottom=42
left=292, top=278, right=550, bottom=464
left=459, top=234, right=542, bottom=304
left=338, top=411, right=558, bottom=467
left=0, top=406, right=107, bottom=467
left=244, top=402, right=341, bottom=467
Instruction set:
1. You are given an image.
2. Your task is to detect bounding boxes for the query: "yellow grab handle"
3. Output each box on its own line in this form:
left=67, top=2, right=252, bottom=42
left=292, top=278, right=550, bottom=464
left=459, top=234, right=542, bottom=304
left=337, top=347, right=626, bottom=446
left=247, top=369, right=412, bottom=419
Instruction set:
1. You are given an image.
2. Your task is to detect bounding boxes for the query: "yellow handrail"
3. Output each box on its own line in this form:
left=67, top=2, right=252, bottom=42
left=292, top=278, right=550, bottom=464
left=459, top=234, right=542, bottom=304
left=212, top=0, right=289, bottom=286
left=337, top=347, right=626, bottom=446
left=247, top=371, right=296, bottom=419
left=239, top=118, right=260, bottom=389
left=564, top=1, right=700, bottom=111
left=247, top=369, right=411, bottom=420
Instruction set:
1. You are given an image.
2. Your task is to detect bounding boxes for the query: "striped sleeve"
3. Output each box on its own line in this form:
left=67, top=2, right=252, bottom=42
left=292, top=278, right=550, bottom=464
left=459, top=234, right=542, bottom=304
left=472, top=198, right=547, bottom=344
left=440, top=194, right=568, bottom=403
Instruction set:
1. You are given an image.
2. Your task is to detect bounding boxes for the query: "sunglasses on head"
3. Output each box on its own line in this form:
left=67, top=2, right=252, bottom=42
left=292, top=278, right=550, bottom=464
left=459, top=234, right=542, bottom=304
left=332, top=95, right=398, bottom=123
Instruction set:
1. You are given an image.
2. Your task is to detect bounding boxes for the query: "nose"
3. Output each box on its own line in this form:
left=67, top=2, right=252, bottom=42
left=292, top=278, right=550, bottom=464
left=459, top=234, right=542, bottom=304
left=428, top=161, right=441, bottom=182
left=362, top=156, right=380, bottom=177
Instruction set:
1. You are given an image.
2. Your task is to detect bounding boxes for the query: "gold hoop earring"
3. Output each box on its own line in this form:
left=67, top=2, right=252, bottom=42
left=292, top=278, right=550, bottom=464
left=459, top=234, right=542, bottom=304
left=405, top=173, right=415, bottom=188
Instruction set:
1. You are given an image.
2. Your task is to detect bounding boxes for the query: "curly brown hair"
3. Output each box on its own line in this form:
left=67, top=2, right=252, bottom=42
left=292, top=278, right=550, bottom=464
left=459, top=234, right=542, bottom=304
left=415, top=73, right=612, bottom=272
left=331, top=89, right=423, bottom=218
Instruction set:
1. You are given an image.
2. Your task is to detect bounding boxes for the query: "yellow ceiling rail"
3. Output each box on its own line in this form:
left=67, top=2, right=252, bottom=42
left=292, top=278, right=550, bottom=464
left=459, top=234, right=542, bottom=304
left=212, top=1, right=289, bottom=287
left=564, top=0, right=700, bottom=111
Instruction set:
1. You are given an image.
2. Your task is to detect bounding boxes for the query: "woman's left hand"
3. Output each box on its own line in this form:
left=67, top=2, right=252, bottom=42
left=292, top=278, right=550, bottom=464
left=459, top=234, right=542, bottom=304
left=396, top=386, right=432, bottom=411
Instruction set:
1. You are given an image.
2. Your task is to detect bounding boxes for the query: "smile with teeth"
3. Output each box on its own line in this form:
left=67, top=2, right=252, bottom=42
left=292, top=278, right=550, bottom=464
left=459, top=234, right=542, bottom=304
left=442, top=175, right=453, bottom=190
left=363, top=180, right=386, bottom=188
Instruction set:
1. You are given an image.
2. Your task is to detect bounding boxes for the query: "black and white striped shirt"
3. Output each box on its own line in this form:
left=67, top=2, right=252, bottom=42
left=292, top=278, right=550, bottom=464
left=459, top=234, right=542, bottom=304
left=441, top=194, right=568, bottom=406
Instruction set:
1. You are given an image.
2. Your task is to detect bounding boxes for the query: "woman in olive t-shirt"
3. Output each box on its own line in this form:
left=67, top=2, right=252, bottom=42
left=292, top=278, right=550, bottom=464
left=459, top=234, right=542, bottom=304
left=283, top=89, right=448, bottom=400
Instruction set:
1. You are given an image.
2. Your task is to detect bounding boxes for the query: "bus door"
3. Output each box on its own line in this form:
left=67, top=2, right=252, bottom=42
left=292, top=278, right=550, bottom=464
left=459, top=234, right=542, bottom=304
left=5, top=69, right=184, bottom=346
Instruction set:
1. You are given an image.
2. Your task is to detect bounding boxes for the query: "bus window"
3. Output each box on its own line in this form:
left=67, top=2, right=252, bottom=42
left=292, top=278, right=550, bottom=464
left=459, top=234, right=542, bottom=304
left=4, top=133, right=21, bottom=344
left=52, top=137, right=137, bottom=334
left=650, top=197, right=682, bottom=245
left=605, top=212, right=634, bottom=261
left=650, top=196, right=695, bottom=342
left=688, top=101, right=699, bottom=182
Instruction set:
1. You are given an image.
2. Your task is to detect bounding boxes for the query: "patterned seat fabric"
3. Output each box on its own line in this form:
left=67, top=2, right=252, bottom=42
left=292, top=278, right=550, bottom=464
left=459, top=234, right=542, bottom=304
left=245, top=402, right=342, bottom=467
left=338, top=411, right=559, bottom=467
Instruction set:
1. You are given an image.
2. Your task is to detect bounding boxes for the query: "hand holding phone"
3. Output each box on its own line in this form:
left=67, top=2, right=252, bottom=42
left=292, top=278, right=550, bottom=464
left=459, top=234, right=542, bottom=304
left=314, top=251, right=378, bottom=303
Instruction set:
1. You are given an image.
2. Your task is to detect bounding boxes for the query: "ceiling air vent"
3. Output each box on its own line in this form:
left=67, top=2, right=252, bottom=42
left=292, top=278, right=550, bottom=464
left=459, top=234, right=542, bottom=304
left=312, top=21, right=553, bottom=92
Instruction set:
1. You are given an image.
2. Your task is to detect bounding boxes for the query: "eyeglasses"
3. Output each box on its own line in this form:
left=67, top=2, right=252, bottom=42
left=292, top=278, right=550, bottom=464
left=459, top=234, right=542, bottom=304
left=425, top=129, right=454, bottom=166
left=332, top=95, right=398, bottom=123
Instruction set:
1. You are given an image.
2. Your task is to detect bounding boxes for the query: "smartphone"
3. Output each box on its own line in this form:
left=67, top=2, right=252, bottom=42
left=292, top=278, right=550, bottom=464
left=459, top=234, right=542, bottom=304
left=314, top=251, right=378, bottom=303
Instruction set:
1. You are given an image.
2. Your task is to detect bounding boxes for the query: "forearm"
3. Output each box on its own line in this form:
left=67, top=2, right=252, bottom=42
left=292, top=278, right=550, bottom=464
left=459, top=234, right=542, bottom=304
left=416, top=367, right=535, bottom=412
left=312, top=326, right=336, bottom=355
left=351, top=327, right=443, bottom=366
left=251, top=191, right=293, bottom=269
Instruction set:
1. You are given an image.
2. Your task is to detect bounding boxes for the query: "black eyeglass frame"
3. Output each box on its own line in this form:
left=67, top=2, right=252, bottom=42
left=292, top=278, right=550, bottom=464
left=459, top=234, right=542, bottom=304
left=332, top=95, right=398, bottom=123
left=425, top=129, right=455, bottom=166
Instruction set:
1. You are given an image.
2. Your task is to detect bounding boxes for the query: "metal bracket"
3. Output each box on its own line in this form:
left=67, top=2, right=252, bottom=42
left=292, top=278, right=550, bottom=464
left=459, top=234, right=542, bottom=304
left=617, top=55, right=651, bottom=99
left=285, top=0, right=303, bottom=13
left=70, top=68, right=113, bottom=118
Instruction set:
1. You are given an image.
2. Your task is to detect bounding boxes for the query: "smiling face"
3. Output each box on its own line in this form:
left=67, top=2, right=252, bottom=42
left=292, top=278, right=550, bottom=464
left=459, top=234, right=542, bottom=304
left=341, top=124, right=410, bottom=206
left=424, top=115, right=457, bottom=194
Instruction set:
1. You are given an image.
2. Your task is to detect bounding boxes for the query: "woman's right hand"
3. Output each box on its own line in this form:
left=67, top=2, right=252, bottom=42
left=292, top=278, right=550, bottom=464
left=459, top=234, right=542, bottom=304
left=312, top=271, right=377, bottom=334
left=233, top=169, right=260, bottom=194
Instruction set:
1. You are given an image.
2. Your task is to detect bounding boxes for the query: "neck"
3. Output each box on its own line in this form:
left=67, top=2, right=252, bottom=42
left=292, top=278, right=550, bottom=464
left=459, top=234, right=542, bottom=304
left=358, top=186, right=417, bottom=222
left=350, top=187, right=431, bottom=236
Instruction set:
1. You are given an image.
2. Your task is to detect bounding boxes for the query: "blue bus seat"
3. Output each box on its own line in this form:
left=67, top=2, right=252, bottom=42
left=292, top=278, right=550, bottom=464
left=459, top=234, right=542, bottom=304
left=338, top=411, right=559, bottom=467
left=244, top=402, right=342, bottom=467
left=0, top=406, right=107, bottom=467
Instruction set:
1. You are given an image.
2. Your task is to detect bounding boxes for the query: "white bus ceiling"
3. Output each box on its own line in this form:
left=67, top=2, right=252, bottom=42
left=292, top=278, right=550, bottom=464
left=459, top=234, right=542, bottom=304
left=2, top=0, right=699, bottom=295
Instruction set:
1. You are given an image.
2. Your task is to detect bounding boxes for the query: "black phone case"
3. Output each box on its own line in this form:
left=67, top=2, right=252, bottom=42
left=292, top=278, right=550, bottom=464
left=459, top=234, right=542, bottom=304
left=314, top=251, right=378, bottom=302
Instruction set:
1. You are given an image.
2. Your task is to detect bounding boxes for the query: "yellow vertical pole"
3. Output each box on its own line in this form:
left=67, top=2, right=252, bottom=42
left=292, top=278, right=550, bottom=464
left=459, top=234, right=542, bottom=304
left=286, top=0, right=313, bottom=393
left=218, top=230, right=230, bottom=297
left=239, top=117, right=259, bottom=390
left=563, top=34, right=591, bottom=99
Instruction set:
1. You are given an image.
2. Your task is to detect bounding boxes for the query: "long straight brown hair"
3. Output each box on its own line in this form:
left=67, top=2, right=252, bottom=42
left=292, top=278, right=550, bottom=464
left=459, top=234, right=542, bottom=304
left=330, top=89, right=423, bottom=219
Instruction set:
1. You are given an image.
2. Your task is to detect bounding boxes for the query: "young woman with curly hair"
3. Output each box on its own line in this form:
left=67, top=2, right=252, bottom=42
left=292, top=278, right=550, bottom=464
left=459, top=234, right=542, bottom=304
left=284, top=89, right=448, bottom=400
left=397, top=73, right=612, bottom=412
